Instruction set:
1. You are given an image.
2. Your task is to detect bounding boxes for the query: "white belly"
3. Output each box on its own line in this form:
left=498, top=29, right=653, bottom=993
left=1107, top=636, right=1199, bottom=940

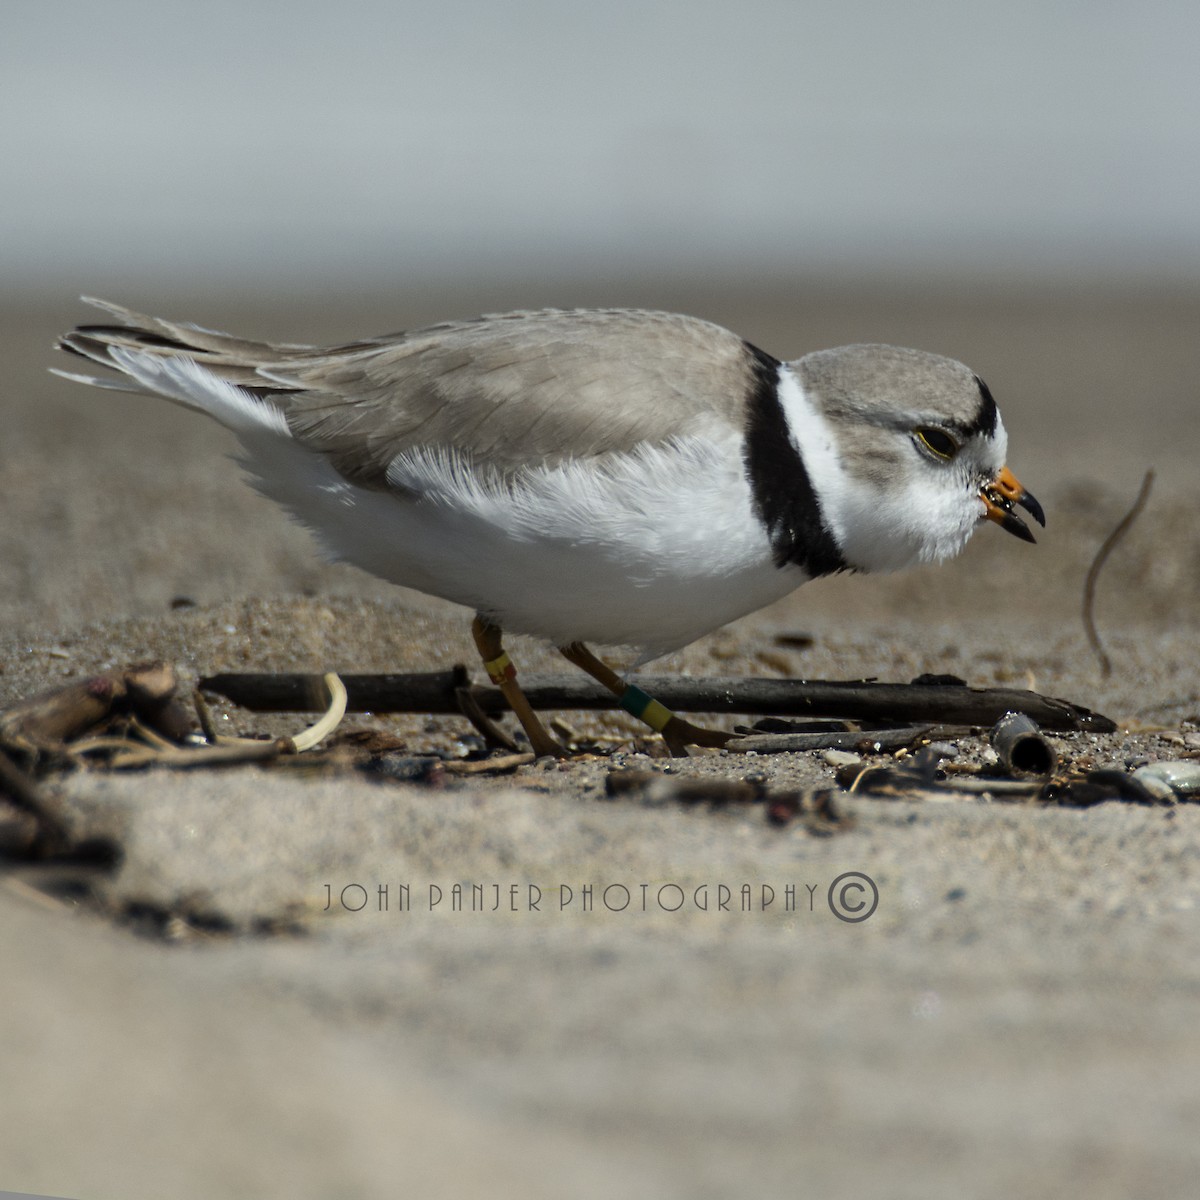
left=237, top=430, right=809, bottom=658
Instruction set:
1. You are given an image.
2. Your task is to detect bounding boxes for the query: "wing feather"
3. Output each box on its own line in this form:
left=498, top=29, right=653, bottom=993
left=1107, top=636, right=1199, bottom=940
left=57, top=302, right=759, bottom=484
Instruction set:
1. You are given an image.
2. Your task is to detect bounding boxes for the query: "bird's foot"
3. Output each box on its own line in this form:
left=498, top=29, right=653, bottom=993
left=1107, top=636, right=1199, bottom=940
left=661, top=716, right=733, bottom=757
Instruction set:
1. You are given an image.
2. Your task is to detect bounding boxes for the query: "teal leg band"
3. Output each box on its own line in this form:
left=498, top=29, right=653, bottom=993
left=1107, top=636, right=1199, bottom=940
left=619, top=685, right=674, bottom=733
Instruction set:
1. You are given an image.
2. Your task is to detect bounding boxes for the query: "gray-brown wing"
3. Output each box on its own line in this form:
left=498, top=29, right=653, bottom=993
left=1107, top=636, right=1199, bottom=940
left=269, top=309, right=758, bottom=482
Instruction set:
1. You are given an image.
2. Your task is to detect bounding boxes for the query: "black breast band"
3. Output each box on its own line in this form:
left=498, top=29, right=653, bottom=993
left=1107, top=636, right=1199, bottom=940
left=741, top=343, right=848, bottom=575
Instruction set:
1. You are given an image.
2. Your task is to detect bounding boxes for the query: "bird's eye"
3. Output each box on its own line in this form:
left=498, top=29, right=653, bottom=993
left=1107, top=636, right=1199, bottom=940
left=915, top=427, right=958, bottom=460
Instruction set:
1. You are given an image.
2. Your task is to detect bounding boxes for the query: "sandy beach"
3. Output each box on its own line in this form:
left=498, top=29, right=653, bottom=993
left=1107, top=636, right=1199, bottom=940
left=2, top=283, right=1199, bottom=1198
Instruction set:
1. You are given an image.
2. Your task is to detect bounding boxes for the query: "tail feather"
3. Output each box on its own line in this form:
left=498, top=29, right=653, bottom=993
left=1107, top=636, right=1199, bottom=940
left=49, top=366, right=142, bottom=394
left=108, top=346, right=291, bottom=436
left=76, top=296, right=291, bottom=361
left=58, top=327, right=278, bottom=393
left=54, top=298, right=295, bottom=436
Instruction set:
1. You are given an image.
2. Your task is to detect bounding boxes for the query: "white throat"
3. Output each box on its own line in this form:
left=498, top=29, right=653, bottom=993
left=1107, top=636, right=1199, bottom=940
left=773, top=363, right=855, bottom=554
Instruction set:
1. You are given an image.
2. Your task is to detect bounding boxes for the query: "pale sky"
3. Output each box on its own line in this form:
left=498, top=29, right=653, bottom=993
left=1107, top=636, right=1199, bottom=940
left=6, top=0, right=1200, bottom=288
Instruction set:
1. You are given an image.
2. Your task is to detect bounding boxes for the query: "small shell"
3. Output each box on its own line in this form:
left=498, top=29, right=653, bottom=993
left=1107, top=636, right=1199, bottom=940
left=1132, top=761, right=1200, bottom=801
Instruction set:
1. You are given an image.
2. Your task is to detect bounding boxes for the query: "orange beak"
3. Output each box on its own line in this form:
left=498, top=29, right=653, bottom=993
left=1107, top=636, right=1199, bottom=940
left=980, top=465, right=1045, bottom=544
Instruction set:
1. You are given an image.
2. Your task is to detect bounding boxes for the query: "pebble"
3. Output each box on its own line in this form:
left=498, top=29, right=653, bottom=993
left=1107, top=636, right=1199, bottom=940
left=822, top=749, right=862, bottom=768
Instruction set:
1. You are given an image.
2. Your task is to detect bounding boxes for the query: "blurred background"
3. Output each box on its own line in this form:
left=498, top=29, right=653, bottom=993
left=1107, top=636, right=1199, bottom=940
left=3, top=0, right=1197, bottom=633
left=7, top=0, right=1200, bottom=290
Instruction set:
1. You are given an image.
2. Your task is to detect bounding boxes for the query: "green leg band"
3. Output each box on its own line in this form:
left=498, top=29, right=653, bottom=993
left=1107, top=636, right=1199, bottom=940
left=619, top=684, right=674, bottom=733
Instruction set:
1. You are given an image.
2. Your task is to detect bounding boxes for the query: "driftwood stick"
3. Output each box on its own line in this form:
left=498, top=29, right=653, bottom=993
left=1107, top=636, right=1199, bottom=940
left=1, top=674, right=125, bottom=749
left=73, top=739, right=286, bottom=771
left=199, top=671, right=1115, bottom=733
left=0, top=661, right=186, bottom=751
left=725, top=725, right=938, bottom=755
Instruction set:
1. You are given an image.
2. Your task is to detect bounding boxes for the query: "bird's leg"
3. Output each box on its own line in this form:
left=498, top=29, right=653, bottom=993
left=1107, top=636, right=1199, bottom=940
left=558, top=642, right=731, bottom=757
left=471, top=616, right=568, bottom=758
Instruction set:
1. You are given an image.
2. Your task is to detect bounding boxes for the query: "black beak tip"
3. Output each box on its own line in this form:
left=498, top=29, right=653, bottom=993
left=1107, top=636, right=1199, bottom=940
left=1019, top=490, right=1046, bottom=528
left=1002, top=511, right=1037, bottom=543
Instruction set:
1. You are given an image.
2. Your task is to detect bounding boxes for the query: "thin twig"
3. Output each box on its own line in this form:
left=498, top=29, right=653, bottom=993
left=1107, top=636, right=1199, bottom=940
left=76, top=739, right=285, bottom=770
left=454, top=686, right=519, bottom=751
left=192, top=687, right=221, bottom=744
left=443, top=752, right=535, bottom=774
left=69, top=735, right=157, bottom=758
left=1082, top=469, right=1154, bottom=678
left=725, top=725, right=937, bottom=755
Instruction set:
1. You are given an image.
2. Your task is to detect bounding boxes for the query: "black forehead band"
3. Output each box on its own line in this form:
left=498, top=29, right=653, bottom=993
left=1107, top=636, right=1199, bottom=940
left=945, top=376, right=998, bottom=440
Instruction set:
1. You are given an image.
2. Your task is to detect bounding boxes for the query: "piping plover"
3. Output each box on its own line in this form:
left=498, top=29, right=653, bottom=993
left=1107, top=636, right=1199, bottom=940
left=55, top=299, right=1043, bottom=756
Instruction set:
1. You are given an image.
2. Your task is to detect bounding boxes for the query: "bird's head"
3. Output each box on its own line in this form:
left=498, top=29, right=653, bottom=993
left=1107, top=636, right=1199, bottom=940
left=785, top=344, right=1044, bottom=574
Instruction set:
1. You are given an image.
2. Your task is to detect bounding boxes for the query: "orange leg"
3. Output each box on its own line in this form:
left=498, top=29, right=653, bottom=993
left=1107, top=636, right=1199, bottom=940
left=471, top=617, right=568, bottom=758
left=558, top=641, right=730, bottom=757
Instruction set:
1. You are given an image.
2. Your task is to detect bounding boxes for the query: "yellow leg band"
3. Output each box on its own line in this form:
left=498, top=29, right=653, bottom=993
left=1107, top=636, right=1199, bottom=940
left=619, top=685, right=674, bottom=733
left=641, top=699, right=674, bottom=733
left=483, top=651, right=517, bottom=686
